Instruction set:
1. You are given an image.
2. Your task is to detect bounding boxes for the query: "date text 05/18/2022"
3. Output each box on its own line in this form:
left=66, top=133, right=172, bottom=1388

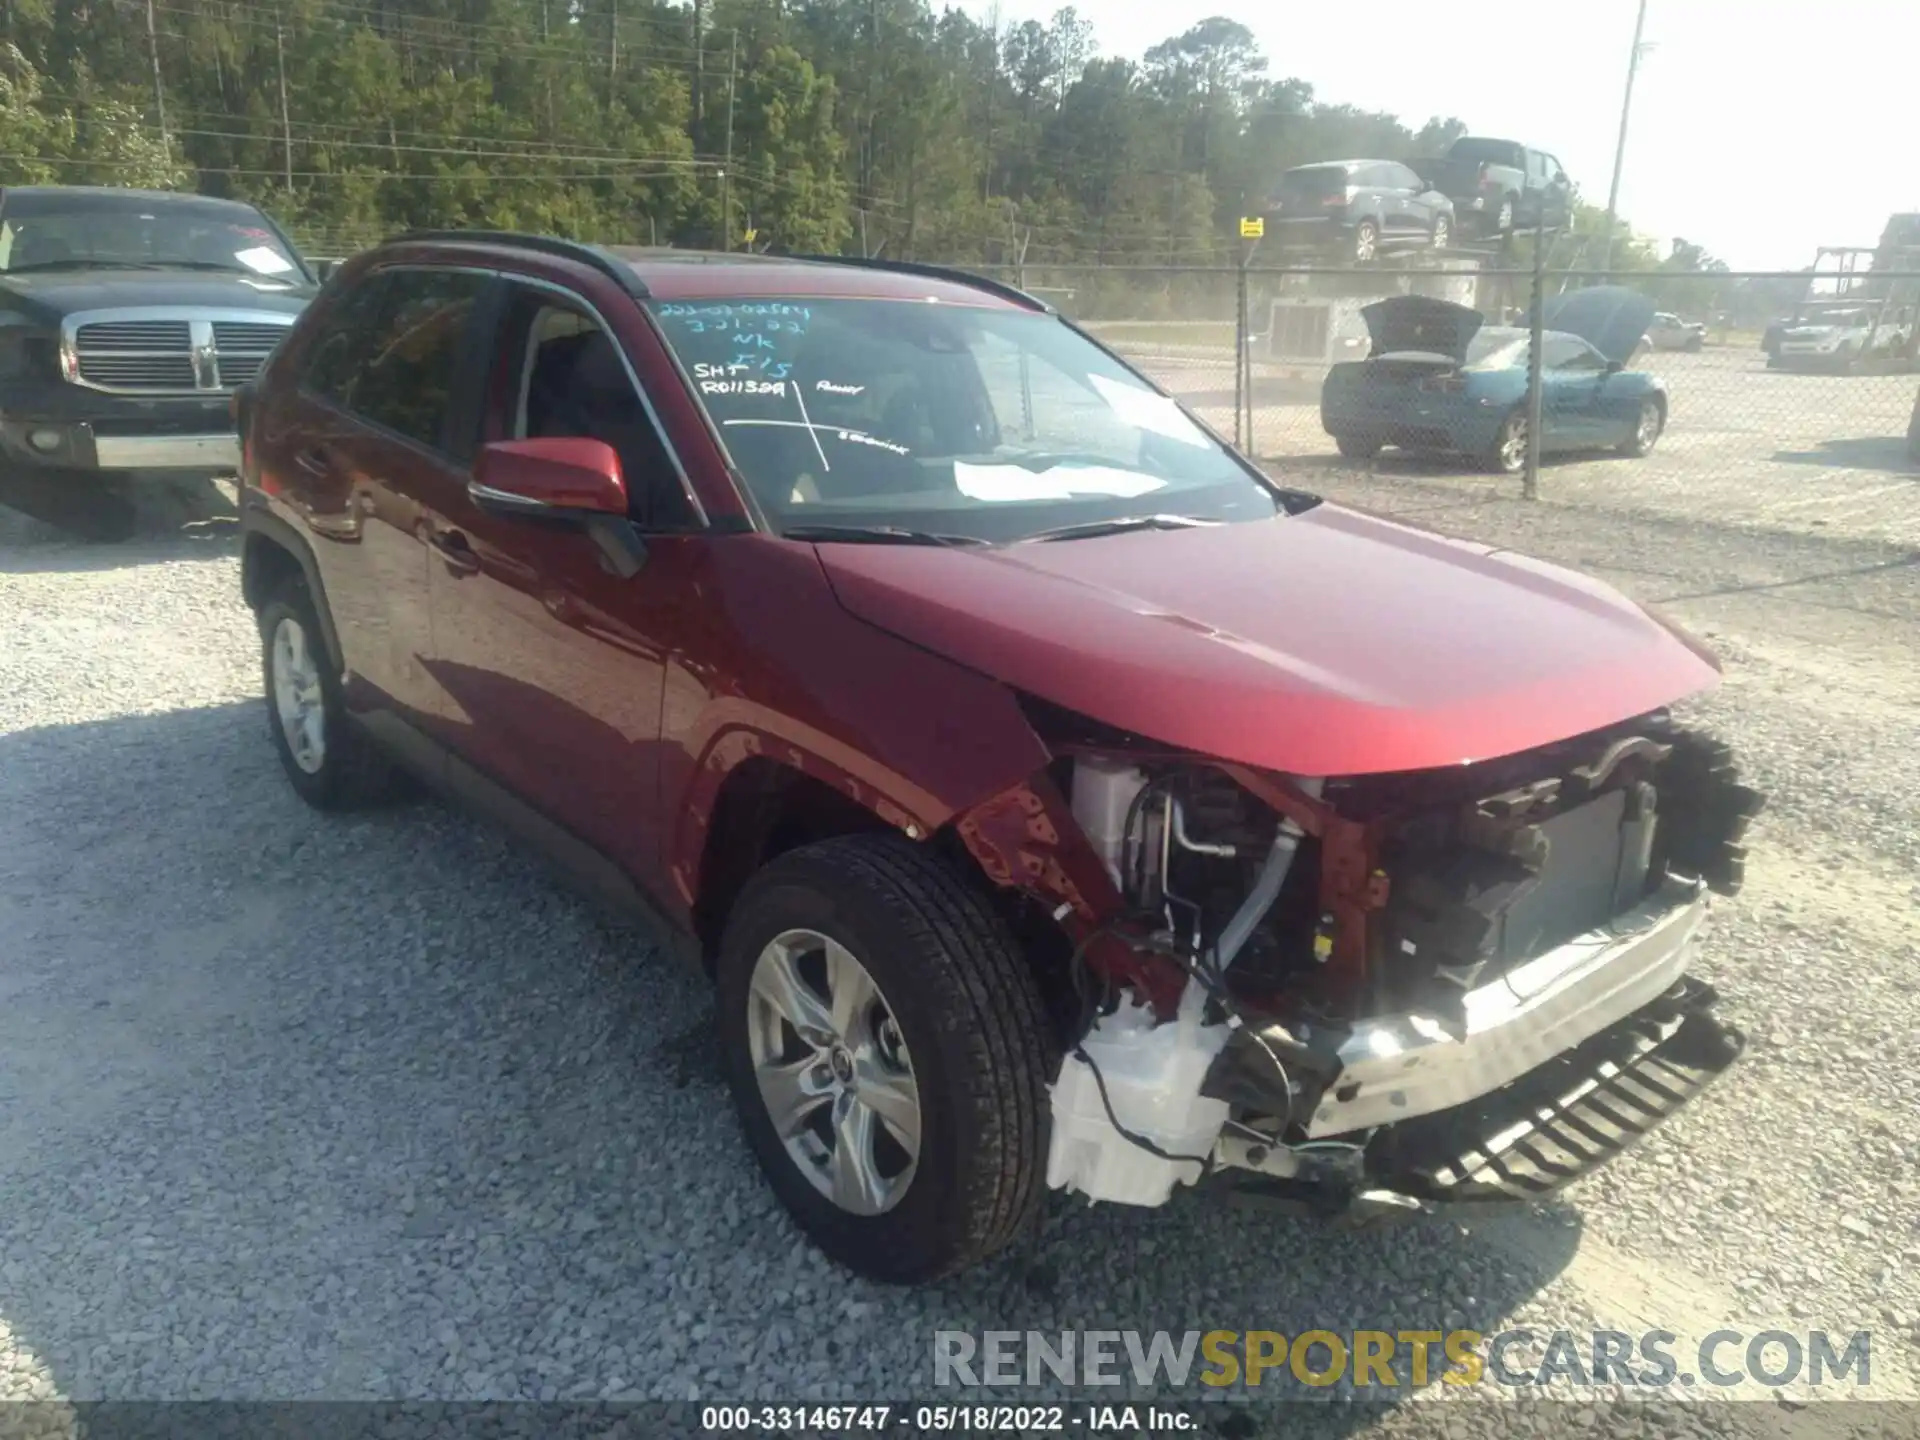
left=700, top=1403, right=1199, bottom=1433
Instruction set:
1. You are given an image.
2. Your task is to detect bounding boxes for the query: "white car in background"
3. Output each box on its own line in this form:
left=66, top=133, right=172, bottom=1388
left=1645, top=312, right=1706, bottom=352
left=1770, top=304, right=1915, bottom=372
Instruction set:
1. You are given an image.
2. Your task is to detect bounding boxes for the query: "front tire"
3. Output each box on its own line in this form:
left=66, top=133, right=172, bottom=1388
left=716, top=834, right=1056, bottom=1284
left=1620, top=398, right=1665, bottom=457
left=258, top=580, right=411, bottom=810
left=1487, top=410, right=1529, bottom=474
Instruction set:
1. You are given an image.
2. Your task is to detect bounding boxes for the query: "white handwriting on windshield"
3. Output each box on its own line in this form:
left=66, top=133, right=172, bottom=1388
left=815, top=380, right=865, bottom=396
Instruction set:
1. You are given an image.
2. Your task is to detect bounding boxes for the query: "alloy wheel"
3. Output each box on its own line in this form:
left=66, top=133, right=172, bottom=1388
left=1354, top=223, right=1378, bottom=263
left=745, top=927, right=921, bottom=1217
left=1432, top=216, right=1451, bottom=249
left=1499, top=415, right=1529, bottom=472
left=1636, top=401, right=1662, bottom=450
left=270, top=616, right=327, bottom=775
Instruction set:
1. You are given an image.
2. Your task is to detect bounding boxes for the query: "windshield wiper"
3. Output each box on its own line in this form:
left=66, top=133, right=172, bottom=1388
left=148, top=260, right=266, bottom=275
left=5, top=260, right=168, bottom=273
left=782, top=523, right=989, bottom=548
left=1021, top=513, right=1221, bottom=544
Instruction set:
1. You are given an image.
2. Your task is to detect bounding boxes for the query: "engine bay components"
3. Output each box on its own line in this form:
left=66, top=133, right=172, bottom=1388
left=1046, top=981, right=1232, bottom=1207
left=1035, top=710, right=1764, bottom=1218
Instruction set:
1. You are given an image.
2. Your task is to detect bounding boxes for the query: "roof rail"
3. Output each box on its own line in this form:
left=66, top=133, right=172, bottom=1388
left=384, top=230, right=649, bottom=297
left=779, top=253, right=1053, bottom=313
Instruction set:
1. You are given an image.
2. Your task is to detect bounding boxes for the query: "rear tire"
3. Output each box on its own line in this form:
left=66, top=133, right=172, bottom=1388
left=1353, top=220, right=1379, bottom=264
left=1496, top=196, right=1517, bottom=234
left=716, top=834, right=1057, bottom=1284
left=1335, top=435, right=1381, bottom=460
left=258, top=578, right=412, bottom=810
left=1430, top=215, right=1452, bottom=251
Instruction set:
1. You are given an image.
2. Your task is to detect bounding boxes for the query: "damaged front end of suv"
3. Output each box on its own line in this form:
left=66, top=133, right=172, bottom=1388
left=956, top=701, right=1763, bottom=1224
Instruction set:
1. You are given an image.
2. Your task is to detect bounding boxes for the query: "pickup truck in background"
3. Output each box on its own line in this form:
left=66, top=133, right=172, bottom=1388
left=0, top=185, right=316, bottom=540
left=1768, top=302, right=1916, bottom=373
left=1412, top=137, right=1574, bottom=240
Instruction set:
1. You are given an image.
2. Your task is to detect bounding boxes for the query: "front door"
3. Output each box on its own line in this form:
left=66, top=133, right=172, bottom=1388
left=1539, top=335, right=1611, bottom=448
left=423, top=280, right=708, bottom=888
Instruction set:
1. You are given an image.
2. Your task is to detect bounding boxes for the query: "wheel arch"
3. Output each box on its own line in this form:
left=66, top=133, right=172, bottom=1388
left=241, top=508, right=344, bottom=669
left=688, top=753, right=904, bottom=963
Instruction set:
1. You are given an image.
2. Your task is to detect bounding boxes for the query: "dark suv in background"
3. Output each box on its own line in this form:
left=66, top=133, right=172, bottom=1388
left=1266, top=160, right=1456, bottom=261
left=1412, top=136, right=1573, bottom=239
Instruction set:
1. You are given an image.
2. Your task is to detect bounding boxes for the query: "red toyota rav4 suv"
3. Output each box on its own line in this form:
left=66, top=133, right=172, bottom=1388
left=237, top=232, right=1759, bottom=1284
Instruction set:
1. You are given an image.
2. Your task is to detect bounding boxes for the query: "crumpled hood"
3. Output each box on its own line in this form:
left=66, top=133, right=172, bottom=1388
left=815, top=505, right=1722, bottom=778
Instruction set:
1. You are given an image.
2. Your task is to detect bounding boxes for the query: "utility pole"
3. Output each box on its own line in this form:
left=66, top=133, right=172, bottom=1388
left=276, top=18, right=294, bottom=197
left=692, top=0, right=705, bottom=137
left=144, top=0, right=169, bottom=154
left=1599, top=0, right=1650, bottom=276
left=721, top=30, right=738, bottom=250
left=608, top=0, right=619, bottom=100
left=1524, top=215, right=1546, bottom=501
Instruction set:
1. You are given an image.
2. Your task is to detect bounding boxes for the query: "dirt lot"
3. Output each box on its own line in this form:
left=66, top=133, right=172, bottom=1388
left=2, top=425, right=1918, bottom=1432
left=1113, top=343, right=1920, bottom=549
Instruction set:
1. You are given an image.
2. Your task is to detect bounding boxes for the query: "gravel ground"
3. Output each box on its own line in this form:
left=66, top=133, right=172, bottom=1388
left=1, top=467, right=1917, bottom=1438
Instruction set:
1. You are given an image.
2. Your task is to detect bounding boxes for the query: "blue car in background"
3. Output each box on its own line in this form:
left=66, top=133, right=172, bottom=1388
left=1321, top=287, right=1666, bottom=474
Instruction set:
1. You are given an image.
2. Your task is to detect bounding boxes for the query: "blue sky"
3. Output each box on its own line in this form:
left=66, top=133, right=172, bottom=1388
left=962, top=0, right=1920, bottom=270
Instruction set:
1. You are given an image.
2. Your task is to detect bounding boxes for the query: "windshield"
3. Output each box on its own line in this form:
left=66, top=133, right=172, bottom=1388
left=648, top=295, right=1287, bottom=542
left=1797, top=310, right=1866, bottom=328
left=1464, top=327, right=1530, bottom=369
left=0, top=193, right=303, bottom=278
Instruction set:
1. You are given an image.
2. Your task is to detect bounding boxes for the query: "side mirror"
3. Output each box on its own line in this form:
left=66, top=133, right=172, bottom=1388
left=470, top=437, right=628, bottom=521
left=1605, top=359, right=1626, bottom=374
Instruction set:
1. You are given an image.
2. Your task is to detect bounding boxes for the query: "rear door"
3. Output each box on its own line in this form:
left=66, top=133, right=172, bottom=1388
left=259, top=266, right=492, bottom=758
left=1381, top=163, right=1430, bottom=236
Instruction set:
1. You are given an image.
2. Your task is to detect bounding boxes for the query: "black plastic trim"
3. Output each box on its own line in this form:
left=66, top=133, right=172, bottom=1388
left=387, top=231, right=650, bottom=297
left=778, top=253, right=1054, bottom=313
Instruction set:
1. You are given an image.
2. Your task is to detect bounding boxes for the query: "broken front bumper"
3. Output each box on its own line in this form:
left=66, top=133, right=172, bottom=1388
left=1208, top=877, right=1743, bottom=1215
left=1306, top=875, right=1709, bottom=1137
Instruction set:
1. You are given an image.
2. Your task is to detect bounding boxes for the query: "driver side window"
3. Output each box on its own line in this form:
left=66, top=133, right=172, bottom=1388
left=499, top=291, right=696, bottom=531
left=1545, top=335, right=1605, bottom=371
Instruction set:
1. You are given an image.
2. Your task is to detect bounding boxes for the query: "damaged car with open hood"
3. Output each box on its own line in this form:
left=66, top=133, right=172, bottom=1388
left=237, top=238, right=1762, bottom=1285
left=1321, top=287, right=1669, bottom=473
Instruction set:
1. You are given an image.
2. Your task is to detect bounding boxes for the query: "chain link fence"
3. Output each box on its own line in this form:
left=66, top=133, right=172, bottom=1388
left=962, top=259, right=1920, bottom=535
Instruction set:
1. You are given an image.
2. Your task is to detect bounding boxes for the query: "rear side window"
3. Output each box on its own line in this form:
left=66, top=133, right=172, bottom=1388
left=300, top=269, right=490, bottom=452
left=1450, top=138, right=1521, bottom=168
left=1279, top=167, right=1350, bottom=203
left=1544, top=335, right=1603, bottom=370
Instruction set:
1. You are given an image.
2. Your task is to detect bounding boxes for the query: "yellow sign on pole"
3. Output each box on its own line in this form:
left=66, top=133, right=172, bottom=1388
left=1239, top=216, right=1265, bottom=240
left=743, top=228, right=759, bottom=246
